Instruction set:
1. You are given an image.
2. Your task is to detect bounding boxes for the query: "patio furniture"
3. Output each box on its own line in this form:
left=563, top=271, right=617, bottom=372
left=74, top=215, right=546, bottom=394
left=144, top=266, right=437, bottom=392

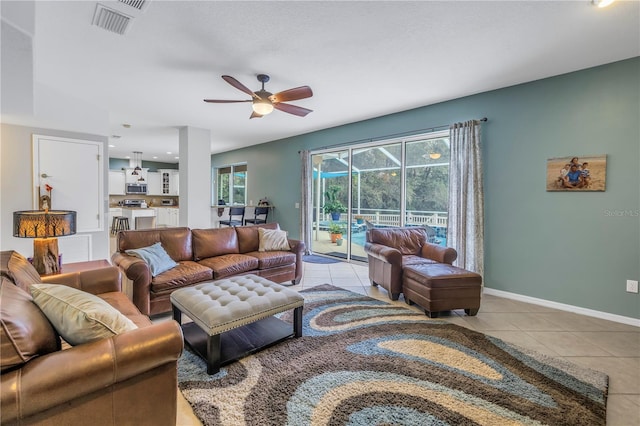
left=170, top=274, right=304, bottom=374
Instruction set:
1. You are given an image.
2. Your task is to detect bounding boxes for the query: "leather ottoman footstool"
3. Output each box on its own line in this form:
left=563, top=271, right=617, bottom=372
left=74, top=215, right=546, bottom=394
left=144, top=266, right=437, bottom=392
left=402, top=263, right=482, bottom=318
left=171, top=274, right=304, bottom=374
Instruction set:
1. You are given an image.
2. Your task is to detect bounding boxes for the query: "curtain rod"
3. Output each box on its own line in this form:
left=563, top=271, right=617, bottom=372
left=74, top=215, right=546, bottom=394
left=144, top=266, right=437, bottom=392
left=300, top=117, right=488, bottom=153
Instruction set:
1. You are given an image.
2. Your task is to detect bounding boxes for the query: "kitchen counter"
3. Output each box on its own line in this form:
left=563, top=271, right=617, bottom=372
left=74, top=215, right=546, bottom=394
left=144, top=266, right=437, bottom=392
left=121, top=207, right=156, bottom=230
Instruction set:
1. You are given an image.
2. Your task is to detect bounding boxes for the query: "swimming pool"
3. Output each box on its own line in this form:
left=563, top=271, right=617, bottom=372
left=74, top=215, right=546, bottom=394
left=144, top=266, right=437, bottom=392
left=350, top=228, right=447, bottom=247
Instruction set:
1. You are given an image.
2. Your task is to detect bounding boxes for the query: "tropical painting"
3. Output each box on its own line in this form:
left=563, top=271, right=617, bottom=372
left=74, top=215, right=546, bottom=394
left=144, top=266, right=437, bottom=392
left=546, top=154, right=606, bottom=191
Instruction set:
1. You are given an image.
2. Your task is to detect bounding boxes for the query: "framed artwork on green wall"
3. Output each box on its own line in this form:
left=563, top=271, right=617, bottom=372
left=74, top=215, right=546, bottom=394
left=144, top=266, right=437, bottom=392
left=546, top=154, right=607, bottom=191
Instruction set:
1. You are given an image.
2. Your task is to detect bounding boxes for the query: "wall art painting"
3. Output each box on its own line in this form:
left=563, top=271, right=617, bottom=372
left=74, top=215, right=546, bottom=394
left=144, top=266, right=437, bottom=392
left=546, top=154, right=606, bottom=191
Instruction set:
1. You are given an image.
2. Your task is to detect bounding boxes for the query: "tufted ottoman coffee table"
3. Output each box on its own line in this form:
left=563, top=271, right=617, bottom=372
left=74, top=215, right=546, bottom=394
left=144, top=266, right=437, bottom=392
left=170, top=274, right=304, bottom=374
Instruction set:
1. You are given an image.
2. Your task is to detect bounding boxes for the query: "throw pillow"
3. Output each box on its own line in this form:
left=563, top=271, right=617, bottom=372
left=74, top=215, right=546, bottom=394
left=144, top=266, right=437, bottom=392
left=30, top=283, right=137, bottom=346
left=258, top=228, right=290, bottom=252
left=125, top=242, right=178, bottom=276
left=1, top=278, right=60, bottom=372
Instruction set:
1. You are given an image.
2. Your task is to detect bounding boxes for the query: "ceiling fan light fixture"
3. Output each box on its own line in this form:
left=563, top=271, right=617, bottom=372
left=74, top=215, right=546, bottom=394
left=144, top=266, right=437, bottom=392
left=252, top=99, right=274, bottom=115
left=429, top=153, right=442, bottom=159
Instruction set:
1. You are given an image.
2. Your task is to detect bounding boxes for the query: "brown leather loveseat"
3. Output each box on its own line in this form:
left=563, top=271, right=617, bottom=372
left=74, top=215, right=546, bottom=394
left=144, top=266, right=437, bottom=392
left=0, top=251, right=184, bottom=426
left=111, top=223, right=305, bottom=316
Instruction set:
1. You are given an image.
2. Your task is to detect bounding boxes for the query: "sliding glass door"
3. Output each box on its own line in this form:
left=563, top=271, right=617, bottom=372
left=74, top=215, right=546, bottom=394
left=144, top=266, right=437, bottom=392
left=309, top=131, right=449, bottom=261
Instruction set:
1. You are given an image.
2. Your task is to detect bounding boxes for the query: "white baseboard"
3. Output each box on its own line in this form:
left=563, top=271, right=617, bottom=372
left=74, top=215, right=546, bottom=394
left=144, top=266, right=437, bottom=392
left=483, top=287, right=640, bottom=328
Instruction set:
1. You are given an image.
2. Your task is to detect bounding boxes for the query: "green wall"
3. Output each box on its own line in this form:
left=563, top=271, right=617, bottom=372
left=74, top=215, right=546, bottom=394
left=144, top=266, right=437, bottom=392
left=212, top=58, right=640, bottom=319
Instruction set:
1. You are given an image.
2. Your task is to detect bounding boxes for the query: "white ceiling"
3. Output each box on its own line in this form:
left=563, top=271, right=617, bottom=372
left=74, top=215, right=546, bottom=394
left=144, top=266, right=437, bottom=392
left=25, top=1, right=640, bottom=162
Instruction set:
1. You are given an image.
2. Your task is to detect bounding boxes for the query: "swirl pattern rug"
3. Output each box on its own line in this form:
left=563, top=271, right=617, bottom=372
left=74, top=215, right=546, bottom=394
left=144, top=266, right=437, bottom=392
left=178, top=285, right=608, bottom=425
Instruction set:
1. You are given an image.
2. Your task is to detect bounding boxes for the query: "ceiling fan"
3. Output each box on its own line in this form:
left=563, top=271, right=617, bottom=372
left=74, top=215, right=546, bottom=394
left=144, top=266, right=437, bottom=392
left=204, top=74, right=313, bottom=119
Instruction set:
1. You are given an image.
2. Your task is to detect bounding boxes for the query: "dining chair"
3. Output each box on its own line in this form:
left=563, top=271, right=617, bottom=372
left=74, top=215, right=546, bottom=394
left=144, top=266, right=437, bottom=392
left=244, top=206, right=269, bottom=225
left=219, top=206, right=245, bottom=227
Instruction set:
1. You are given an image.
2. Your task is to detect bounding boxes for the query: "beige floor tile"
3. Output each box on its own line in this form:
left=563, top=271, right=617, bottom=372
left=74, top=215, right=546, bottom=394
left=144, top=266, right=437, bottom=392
left=571, top=331, right=640, bottom=357
left=606, top=394, right=640, bottom=426
left=503, top=312, right=565, bottom=331
left=482, top=330, right=562, bottom=357
left=526, top=331, right=616, bottom=357
left=460, top=312, right=521, bottom=331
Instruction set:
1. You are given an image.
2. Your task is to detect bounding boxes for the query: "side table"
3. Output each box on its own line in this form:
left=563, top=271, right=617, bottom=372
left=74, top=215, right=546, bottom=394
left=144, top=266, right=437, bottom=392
left=40, top=259, right=112, bottom=277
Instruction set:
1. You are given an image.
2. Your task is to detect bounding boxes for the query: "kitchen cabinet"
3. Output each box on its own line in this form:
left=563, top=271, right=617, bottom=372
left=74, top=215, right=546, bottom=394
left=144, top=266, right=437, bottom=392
left=108, top=170, right=125, bottom=195
left=159, top=169, right=179, bottom=195
left=147, top=171, right=162, bottom=195
left=154, top=207, right=179, bottom=227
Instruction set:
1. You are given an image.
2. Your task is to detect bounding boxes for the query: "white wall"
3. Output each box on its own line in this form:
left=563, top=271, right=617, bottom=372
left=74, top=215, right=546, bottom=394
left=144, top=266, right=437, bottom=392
left=1, top=124, right=110, bottom=261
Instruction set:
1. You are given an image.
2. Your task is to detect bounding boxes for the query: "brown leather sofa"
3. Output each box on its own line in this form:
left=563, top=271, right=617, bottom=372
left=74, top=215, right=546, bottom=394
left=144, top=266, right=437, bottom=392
left=364, top=226, right=457, bottom=300
left=111, top=223, right=305, bottom=316
left=0, top=251, right=183, bottom=426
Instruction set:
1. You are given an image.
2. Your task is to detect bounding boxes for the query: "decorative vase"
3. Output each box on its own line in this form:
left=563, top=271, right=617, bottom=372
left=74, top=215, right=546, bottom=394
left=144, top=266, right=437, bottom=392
left=331, top=212, right=341, bottom=221
left=356, top=218, right=364, bottom=224
left=330, top=233, right=342, bottom=243
left=336, top=238, right=343, bottom=246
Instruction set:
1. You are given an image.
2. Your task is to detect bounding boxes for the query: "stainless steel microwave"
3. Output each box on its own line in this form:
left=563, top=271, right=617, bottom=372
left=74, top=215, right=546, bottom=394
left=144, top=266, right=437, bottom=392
left=126, top=183, right=147, bottom=194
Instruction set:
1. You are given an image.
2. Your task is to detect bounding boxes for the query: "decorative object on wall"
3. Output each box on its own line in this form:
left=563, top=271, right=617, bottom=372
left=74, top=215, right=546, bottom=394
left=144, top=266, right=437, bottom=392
left=546, top=154, right=607, bottom=191
left=13, top=210, right=77, bottom=274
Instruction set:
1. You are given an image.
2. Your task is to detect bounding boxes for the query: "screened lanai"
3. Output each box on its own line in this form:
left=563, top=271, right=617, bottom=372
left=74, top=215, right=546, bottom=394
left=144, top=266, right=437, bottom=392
left=308, top=131, right=450, bottom=261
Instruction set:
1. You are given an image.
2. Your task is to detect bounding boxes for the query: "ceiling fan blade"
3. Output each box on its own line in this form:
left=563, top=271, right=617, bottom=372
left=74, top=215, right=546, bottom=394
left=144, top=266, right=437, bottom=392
left=270, top=86, right=313, bottom=103
left=203, top=99, right=252, bottom=103
left=222, top=75, right=258, bottom=98
left=250, top=111, right=263, bottom=119
left=273, top=103, right=313, bottom=117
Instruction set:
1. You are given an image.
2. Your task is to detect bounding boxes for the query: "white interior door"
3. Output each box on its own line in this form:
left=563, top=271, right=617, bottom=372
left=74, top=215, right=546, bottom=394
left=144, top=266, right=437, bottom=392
left=32, top=135, right=103, bottom=232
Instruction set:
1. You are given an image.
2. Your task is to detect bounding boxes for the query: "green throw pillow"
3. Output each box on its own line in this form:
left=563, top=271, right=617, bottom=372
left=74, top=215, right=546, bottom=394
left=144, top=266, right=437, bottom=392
left=125, top=242, right=177, bottom=276
left=30, top=284, right=137, bottom=346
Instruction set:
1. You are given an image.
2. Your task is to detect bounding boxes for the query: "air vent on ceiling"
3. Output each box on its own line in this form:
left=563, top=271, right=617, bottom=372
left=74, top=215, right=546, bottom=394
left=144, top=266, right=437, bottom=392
left=92, top=4, right=133, bottom=35
left=118, top=0, right=148, bottom=11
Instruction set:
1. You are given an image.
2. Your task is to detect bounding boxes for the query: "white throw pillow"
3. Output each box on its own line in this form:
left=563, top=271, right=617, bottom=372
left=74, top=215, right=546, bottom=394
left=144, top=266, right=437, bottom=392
left=258, top=228, right=291, bottom=252
left=30, top=283, right=137, bottom=346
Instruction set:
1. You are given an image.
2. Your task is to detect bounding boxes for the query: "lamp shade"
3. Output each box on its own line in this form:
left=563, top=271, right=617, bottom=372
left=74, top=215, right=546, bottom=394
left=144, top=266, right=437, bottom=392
left=13, top=210, right=77, bottom=238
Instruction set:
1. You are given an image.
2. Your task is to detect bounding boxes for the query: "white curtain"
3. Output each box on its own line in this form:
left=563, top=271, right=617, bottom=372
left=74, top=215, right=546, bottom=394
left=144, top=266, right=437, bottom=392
left=448, top=120, right=484, bottom=275
left=300, top=150, right=312, bottom=254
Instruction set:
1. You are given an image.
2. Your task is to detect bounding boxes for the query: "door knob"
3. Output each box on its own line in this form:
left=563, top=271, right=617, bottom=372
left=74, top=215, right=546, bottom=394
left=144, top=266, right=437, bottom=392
left=41, top=173, right=52, bottom=178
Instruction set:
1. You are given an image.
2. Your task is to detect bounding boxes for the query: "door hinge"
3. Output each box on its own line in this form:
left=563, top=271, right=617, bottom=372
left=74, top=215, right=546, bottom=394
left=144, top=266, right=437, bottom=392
left=97, top=154, right=100, bottom=161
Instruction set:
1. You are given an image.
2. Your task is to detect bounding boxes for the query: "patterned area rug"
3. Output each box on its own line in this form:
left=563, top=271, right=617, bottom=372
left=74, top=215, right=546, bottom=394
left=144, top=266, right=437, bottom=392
left=178, top=285, right=608, bottom=425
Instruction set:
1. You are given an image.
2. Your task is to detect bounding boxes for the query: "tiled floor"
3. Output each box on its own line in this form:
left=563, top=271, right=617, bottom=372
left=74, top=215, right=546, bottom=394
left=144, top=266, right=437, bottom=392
left=173, top=260, right=639, bottom=426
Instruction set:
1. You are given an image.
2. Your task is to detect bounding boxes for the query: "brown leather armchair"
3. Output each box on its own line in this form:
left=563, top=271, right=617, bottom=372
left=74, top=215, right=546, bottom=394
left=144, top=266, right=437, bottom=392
left=364, top=227, right=457, bottom=300
left=1, top=251, right=184, bottom=426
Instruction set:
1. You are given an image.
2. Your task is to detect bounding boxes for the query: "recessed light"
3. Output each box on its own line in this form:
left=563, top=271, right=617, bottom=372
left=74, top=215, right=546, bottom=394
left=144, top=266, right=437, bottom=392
left=125, top=156, right=131, bottom=159
left=153, top=156, right=158, bottom=159
left=175, top=157, right=179, bottom=159
left=166, top=152, right=172, bottom=155
left=108, top=144, right=115, bottom=148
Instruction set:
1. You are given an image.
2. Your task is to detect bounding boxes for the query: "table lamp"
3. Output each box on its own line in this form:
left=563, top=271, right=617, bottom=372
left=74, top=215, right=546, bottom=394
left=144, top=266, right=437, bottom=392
left=13, top=210, right=77, bottom=275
